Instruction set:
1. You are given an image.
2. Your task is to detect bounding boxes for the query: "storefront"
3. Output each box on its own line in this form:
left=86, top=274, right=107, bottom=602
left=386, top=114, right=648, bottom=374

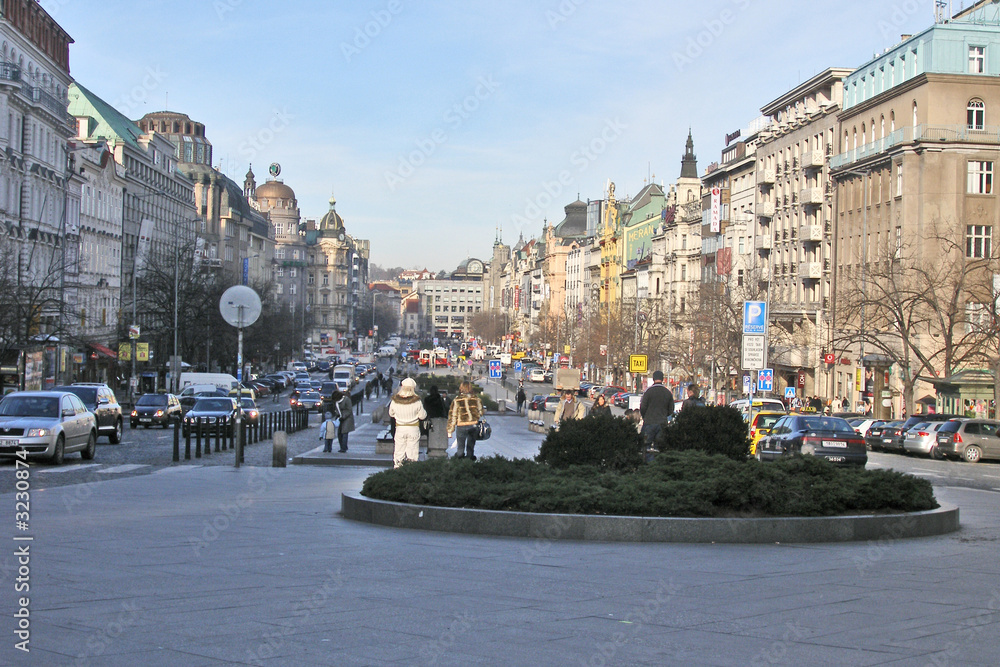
left=0, top=349, right=46, bottom=395
left=929, top=369, right=997, bottom=419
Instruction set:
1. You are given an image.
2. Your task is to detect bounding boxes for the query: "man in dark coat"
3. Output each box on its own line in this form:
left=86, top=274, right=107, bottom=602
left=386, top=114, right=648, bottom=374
left=639, top=370, right=674, bottom=447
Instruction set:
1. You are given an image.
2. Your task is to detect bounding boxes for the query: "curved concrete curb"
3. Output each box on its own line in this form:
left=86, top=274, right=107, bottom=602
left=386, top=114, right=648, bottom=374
left=341, top=493, right=960, bottom=543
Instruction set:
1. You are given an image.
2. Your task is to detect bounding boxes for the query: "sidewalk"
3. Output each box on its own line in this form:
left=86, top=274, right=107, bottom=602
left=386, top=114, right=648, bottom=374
left=3, top=391, right=999, bottom=665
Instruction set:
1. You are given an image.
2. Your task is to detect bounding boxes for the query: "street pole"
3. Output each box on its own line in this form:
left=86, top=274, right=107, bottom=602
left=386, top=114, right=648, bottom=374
left=172, top=236, right=179, bottom=394
left=235, top=315, right=243, bottom=469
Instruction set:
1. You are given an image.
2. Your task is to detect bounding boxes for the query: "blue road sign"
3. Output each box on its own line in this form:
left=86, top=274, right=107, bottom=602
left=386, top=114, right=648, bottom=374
left=757, top=369, right=774, bottom=393
left=514, top=360, right=522, bottom=373
left=742, top=375, right=751, bottom=394
left=743, top=301, right=767, bottom=334
left=784, top=386, right=796, bottom=399
left=489, top=360, right=502, bottom=379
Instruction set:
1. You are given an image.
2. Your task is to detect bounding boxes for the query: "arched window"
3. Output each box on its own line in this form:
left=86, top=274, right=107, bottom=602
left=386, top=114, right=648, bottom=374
left=880, top=115, right=885, bottom=139
left=861, top=123, right=866, bottom=145
left=968, top=99, right=985, bottom=130
left=912, top=102, right=918, bottom=128
left=890, top=110, right=895, bottom=133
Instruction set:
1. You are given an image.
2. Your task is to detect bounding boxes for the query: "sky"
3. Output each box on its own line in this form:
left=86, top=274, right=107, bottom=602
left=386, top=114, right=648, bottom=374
left=45, top=0, right=936, bottom=271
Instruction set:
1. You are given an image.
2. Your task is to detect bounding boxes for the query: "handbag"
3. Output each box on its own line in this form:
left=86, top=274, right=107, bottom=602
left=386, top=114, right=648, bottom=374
left=474, top=418, right=491, bottom=441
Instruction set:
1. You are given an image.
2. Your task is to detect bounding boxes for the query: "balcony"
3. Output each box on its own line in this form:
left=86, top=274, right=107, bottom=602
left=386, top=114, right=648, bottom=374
left=758, top=201, right=775, bottom=218
left=757, top=168, right=776, bottom=185
left=756, top=234, right=772, bottom=250
left=803, top=149, right=825, bottom=170
left=798, top=261, right=822, bottom=280
left=0, top=62, right=21, bottom=84
left=799, top=224, right=823, bottom=242
left=800, top=187, right=824, bottom=205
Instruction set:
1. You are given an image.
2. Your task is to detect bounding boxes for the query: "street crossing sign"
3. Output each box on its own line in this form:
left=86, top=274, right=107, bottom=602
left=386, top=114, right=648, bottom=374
left=785, top=386, right=796, bottom=399
left=757, top=369, right=774, bottom=393
left=489, top=359, right=502, bottom=379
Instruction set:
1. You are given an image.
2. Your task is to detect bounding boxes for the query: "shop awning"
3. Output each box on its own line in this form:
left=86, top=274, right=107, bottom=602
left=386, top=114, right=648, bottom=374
left=88, top=342, right=117, bottom=359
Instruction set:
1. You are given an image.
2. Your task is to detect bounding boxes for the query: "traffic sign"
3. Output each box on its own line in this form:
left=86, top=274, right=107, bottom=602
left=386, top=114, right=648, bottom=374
left=514, top=361, right=522, bottom=373
left=757, top=369, right=774, bottom=393
left=784, top=386, right=796, bottom=399
left=742, top=375, right=751, bottom=394
left=489, top=360, right=502, bottom=379
left=628, top=354, right=648, bottom=373
left=741, top=334, right=765, bottom=370
left=743, top=301, right=767, bottom=334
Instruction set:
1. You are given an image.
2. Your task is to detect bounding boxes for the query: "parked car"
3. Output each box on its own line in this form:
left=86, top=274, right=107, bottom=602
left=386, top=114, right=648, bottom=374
left=291, top=391, right=324, bottom=412
left=130, top=393, right=182, bottom=429
left=182, top=397, right=239, bottom=437
left=528, top=368, right=546, bottom=383
left=240, top=398, right=261, bottom=426
left=52, top=383, right=123, bottom=444
left=0, top=391, right=98, bottom=463
left=599, top=386, right=626, bottom=401
left=866, top=420, right=905, bottom=452
left=849, top=418, right=882, bottom=438
left=543, top=395, right=561, bottom=412
left=757, top=414, right=867, bottom=466
left=899, top=413, right=965, bottom=432
left=613, top=392, right=636, bottom=408
left=749, top=410, right=787, bottom=455
left=578, top=382, right=592, bottom=397
left=528, top=394, right=548, bottom=411
left=934, top=418, right=1000, bottom=463
left=588, top=385, right=605, bottom=399
left=903, top=421, right=950, bottom=456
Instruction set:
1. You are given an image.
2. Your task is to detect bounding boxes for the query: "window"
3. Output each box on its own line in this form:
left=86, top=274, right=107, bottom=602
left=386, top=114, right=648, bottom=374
left=276, top=283, right=283, bottom=295
left=894, top=226, right=902, bottom=260
left=895, top=161, right=903, bottom=197
left=289, top=284, right=296, bottom=295
left=966, top=225, right=992, bottom=258
left=968, top=161, right=993, bottom=194
left=276, top=266, right=283, bottom=277
left=969, top=46, right=986, bottom=74
left=966, top=302, right=990, bottom=333
left=968, top=99, right=985, bottom=130
left=308, top=273, right=314, bottom=285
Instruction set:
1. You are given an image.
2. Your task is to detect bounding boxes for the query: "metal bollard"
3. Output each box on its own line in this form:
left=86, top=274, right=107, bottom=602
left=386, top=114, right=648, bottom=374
left=184, top=421, right=191, bottom=460
left=272, top=430, right=287, bottom=467
left=195, top=417, right=203, bottom=458
left=172, top=419, right=180, bottom=462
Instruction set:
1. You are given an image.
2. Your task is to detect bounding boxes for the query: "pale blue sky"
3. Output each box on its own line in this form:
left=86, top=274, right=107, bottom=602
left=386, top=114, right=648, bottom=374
left=47, top=0, right=932, bottom=270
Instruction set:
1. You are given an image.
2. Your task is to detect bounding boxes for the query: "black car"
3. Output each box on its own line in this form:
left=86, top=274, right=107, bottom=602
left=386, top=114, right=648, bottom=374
left=758, top=414, right=867, bottom=466
left=130, top=393, right=182, bottom=429
left=53, top=383, right=123, bottom=443
left=866, top=420, right=905, bottom=452
left=182, top=397, right=239, bottom=436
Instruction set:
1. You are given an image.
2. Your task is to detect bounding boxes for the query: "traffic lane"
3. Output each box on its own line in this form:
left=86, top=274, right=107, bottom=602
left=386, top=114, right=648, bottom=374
left=866, top=450, right=1000, bottom=493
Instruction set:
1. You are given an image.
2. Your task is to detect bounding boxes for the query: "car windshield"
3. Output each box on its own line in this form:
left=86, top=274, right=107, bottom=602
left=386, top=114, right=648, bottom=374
left=63, top=386, right=97, bottom=405
left=193, top=398, right=232, bottom=412
left=799, top=417, right=854, bottom=433
left=756, top=414, right=782, bottom=429
left=137, top=394, right=168, bottom=406
left=937, top=421, right=961, bottom=433
left=241, top=399, right=256, bottom=409
left=0, top=395, right=60, bottom=418
left=909, top=422, right=930, bottom=432
left=301, top=392, right=321, bottom=400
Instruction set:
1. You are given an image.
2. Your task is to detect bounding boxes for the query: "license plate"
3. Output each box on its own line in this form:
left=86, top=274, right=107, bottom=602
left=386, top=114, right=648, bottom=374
left=140, top=418, right=152, bottom=422
left=827, top=456, right=845, bottom=463
left=0, top=437, right=20, bottom=446
left=823, top=440, right=847, bottom=448
left=883, top=438, right=894, bottom=443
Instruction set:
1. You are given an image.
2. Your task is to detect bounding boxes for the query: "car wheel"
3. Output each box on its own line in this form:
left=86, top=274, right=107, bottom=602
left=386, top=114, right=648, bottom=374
left=931, top=447, right=944, bottom=460
left=51, top=434, right=65, bottom=465
left=81, top=431, right=96, bottom=460
left=109, top=418, right=122, bottom=444
left=963, top=445, right=982, bottom=464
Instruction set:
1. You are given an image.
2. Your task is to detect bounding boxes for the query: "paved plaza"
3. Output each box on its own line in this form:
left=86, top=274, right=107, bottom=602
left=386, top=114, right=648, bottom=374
left=1, top=383, right=999, bottom=665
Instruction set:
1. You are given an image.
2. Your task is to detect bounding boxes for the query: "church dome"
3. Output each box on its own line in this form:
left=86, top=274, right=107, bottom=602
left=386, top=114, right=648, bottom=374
left=319, top=196, right=344, bottom=231
left=254, top=179, right=296, bottom=202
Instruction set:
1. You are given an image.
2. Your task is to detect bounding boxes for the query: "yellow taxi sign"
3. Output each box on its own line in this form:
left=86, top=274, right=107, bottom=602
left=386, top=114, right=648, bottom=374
left=629, top=354, right=648, bottom=373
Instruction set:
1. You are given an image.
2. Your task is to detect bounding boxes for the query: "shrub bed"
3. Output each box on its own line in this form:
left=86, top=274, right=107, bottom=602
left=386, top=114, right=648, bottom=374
left=361, top=450, right=938, bottom=518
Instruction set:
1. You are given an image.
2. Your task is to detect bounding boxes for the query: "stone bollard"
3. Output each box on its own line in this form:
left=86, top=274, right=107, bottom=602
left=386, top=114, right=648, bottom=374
left=426, top=417, right=448, bottom=458
left=272, top=431, right=287, bottom=467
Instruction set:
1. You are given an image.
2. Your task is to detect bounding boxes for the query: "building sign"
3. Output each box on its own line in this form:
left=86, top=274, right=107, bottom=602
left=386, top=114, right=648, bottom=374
left=136, top=343, right=150, bottom=362
left=710, top=188, right=721, bottom=233
left=823, top=352, right=835, bottom=364
left=725, top=129, right=741, bottom=146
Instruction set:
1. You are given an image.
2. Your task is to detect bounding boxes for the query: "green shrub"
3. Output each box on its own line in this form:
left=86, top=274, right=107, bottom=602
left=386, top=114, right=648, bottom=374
left=657, top=405, right=750, bottom=461
left=535, top=413, right=644, bottom=472
left=362, top=450, right=938, bottom=517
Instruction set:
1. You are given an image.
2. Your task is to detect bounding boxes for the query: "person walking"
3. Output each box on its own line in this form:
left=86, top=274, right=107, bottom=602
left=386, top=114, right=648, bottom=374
left=553, top=389, right=586, bottom=426
left=447, top=381, right=483, bottom=460
left=319, top=410, right=336, bottom=453
left=589, top=393, right=612, bottom=417
left=515, top=385, right=527, bottom=415
left=388, top=378, right=426, bottom=467
left=422, top=384, right=448, bottom=458
left=335, top=389, right=354, bottom=453
left=639, top=370, right=674, bottom=447
left=681, top=384, right=705, bottom=411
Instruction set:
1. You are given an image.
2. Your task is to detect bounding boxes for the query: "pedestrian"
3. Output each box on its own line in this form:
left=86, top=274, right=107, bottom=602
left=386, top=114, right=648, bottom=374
left=446, top=380, right=483, bottom=460
left=388, top=377, right=427, bottom=468
left=383, top=374, right=392, bottom=395
left=639, top=370, right=674, bottom=447
left=681, top=384, right=706, bottom=411
left=319, top=410, right=336, bottom=453
left=589, top=393, right=612, bottom=417
left=515, top=385, right=527, bottom=415
left=422, top=384, right=448, bottom=457
left=553, top=389, right=586, bottom=426
left=335, top=389, right=354, bottom=453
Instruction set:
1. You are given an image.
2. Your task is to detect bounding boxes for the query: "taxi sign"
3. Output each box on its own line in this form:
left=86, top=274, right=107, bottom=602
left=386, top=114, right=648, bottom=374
left=629, top=354, right=648, bottom=374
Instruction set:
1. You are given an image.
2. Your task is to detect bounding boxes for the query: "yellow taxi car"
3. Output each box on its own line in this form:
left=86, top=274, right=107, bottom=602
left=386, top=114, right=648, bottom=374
left=749, top=410, right=787, bottom=455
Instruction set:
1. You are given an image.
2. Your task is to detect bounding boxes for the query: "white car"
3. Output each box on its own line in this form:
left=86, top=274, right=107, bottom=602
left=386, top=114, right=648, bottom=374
left=528, top=368, right=546, bottom=382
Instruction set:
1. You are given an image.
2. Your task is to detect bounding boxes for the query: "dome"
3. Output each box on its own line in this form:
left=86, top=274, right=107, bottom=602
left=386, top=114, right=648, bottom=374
left=319, top=196, right=344, bottom=231
left=254, top=179, right=296, bottom=202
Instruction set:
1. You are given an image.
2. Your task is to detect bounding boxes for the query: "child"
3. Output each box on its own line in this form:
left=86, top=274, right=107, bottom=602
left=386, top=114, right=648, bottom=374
left=319, top=411, right=336, bottom=453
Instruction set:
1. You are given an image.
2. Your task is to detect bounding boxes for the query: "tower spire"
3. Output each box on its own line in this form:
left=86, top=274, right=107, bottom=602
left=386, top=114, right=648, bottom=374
left=680, top=129, right=698, bottom=179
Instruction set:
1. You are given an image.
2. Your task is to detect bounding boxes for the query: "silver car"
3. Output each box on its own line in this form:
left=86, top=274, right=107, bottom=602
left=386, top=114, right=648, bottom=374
left=903, top=421, right=947, bottom=456
left=0, top=391, right=98, bottom=464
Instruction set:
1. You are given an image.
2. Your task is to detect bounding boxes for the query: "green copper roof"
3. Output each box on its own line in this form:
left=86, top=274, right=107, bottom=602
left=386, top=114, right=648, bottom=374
left=68, top=82, right=143, bottom=149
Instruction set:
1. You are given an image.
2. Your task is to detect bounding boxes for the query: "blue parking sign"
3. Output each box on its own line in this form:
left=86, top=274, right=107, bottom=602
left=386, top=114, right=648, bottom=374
left=514, top=361, right=522, bottom=373
left=489, top=360, right=502, bottom=379
left=743, top=301, right=767, bottom=334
